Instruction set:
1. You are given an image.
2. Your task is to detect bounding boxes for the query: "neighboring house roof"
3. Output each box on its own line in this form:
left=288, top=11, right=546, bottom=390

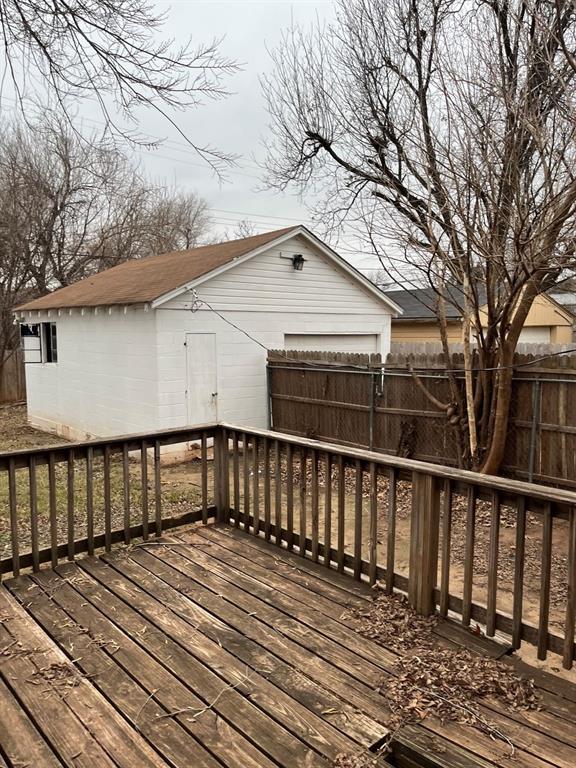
left=383, top=286, right=473, bottom=320
left=16, top=226, right=403, bottom=316
left=548, top=292, right=576, bottom=318
left=385, top=285, right=576, bottom=323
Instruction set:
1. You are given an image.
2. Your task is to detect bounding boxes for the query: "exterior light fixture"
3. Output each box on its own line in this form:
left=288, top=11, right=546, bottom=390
left=292, top=254, right=305, bottom=271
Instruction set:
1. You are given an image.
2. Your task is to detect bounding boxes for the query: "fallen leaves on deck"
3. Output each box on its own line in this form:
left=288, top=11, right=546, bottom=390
left=342, top=591, right=438, bottom=651
left=380, top=647, right=538, bottom=727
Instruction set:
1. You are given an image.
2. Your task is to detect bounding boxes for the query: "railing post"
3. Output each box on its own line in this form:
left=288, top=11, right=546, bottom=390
left=409, top=471, right=441, bottom=615
left=213, top=427, right=229, bottom=523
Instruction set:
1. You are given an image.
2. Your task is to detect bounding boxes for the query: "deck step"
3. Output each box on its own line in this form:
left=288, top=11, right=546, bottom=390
left=390, top=724, right=495, bottom=768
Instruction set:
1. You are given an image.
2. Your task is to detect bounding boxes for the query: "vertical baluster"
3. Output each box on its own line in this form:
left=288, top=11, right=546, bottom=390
left=299, top=446, right=307, bottom=557
left=141, top=441, right=149, bottom=541
left=439, top=479, right=452, bottom=617
left=242, top=432, right=250, bottom=530
left=486, top=490, right=501, bottom=637
left=354, top=460, right=363, bottom=580
left=201, top=431, right=208, bottom=524
left=67, top=450, right=75, bottom=561
left=103, top=446, right=112, bottom=552
left=86, top=447, right=95, bottom=556
left=263, top=437, right=271, bottom=541
left=324, top=453, right=332, bottom=568
left=563, top=506, right=576, bottom=669
left=233, top=432, right=240, bottom=526
left=462, top=486, right=476, bottom=627
left=48, top=453, right=57, bottom=569
left=29, top=456, right=39, bottom=573
left=221, top=427, right=230, bottom=521
left=253, top=437, right=260, bottom=535
left=154, top=440, right=162, bottom=537
left=538, top=502, right=553, bottom=660
left=368, top=463, right=377, bottom=586
left=337, top=455, right=345, bottom=573
left=274, top=441, right=282, bottom=544
left=8, top=458, right=19, bottom=578
left=286, top=443, right=294, bottom=550
left=311, top=448, right=319, bottom=562
left=386, top=468, right=397, bottom=595
left=512, top=496, right=526, bottom=650
left=122, top=444, right=130, bottom=545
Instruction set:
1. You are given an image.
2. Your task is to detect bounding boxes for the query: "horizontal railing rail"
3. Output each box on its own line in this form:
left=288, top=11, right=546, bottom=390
left=0, top=424, right=219, bottom=579
left=218, top=423, right=576, bottom=670
left=1, top=420, right=575, bottom=670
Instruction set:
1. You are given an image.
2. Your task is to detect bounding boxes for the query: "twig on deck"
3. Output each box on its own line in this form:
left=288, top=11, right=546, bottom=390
left=134, top=688, right=160, bottom=730
left=157, top=669, right=254, bottom=722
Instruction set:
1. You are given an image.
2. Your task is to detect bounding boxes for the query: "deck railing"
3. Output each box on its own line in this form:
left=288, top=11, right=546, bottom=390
left=0, top=425, right=218, bottom=577
left=2, top=422, right=576, bottom=669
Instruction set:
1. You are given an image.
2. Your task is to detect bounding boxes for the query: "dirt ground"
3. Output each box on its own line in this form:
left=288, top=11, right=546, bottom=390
left=1, top=404, right=574, bottom=678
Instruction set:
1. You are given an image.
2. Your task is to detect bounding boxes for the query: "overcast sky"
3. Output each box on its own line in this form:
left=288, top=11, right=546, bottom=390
left=0, top=0, right=381, bottom=272
left=125, top=0, right=379, bottom=273
left=137, top=1, right=381, bottom=264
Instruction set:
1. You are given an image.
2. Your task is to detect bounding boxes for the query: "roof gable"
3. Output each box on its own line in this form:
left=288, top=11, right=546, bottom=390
left=152, top=227, right=403, bottom=315
left=15, top=225, right=402, bottom=316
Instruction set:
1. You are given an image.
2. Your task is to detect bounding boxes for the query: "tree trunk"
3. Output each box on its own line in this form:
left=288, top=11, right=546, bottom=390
left=480, top=354, right=514, bottom=475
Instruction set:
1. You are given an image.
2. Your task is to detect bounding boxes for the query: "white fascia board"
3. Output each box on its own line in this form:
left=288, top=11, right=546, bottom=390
left=151, top=225, right=403, bottom=316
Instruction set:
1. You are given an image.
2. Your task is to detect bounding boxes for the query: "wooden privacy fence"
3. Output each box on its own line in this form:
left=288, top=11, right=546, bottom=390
left=0, top=348, right=25, bottom=404
left=267, top=349, right=576, bottom=489
left=2, top=422, right=576, bottom=667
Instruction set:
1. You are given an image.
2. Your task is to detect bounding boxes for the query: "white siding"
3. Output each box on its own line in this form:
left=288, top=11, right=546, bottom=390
left=156, top=234, right=393, bottom=431
left=23, top=234, right=393, bottom=437
left=25, top=309, right=158, bottom=438
left=183, top=235, right=389, bottom=315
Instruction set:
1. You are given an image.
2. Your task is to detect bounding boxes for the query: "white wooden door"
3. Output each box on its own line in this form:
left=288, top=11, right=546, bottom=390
left=185, top=333, right=218, bottom=424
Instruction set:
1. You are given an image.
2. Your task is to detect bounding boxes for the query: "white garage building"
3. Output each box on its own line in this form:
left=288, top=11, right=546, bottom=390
left=15, top=226, right=401, bottom=440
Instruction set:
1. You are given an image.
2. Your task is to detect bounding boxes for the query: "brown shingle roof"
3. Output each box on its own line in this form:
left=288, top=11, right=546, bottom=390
left=16, top=227, right=296, bottom=311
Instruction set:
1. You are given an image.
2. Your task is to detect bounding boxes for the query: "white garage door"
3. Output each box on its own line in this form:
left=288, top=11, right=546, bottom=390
left=518, top=327, right=551, bottom=344
left=284, top=333, right=379, bottom=353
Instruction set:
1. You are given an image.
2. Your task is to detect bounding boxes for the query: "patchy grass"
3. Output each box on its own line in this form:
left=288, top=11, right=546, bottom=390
left=0, top=405, right=212, bottom=556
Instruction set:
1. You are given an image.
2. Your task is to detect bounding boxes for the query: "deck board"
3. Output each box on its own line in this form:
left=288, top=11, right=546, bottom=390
left=0, top=523, right=575, bottom=768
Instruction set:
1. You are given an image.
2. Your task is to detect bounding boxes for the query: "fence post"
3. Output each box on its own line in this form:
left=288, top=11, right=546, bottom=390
left=409, top=472, right=441, bottom=615
left=528, top=379, right=541, bottom=483
left=213, top=427, right=229, bottom=523
left=266, top=362, right=273, bottom=430
left=367, top=370, right=377, bottom=451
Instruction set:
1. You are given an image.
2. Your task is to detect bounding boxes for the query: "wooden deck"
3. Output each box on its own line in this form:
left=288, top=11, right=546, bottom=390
left=1, top=524, right=576, bottom=768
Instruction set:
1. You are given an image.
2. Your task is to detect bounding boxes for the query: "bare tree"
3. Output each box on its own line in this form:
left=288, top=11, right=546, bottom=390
left=368, top=268, right=395, bottom=290
left=94, top=188, right=212, bottom=267
left=0, top=0, right=238, bottom=169
left=263, top=0, right=576, bottom=474
left=0, top=117, right=212, bottom=377
left=231, top=220, right=259, bottom=239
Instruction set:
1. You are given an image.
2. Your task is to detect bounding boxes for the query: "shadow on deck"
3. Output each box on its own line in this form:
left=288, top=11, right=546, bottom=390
left=1, top=523, right=576, bottom=768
